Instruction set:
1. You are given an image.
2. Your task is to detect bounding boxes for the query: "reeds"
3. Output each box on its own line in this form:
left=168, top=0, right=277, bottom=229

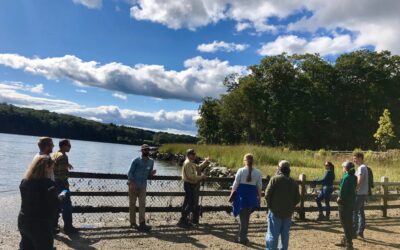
left=160, top=144, right=400, bottom=182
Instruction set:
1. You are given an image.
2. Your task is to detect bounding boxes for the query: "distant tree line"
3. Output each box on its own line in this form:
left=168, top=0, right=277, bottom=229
left=0, top=103, right=197, bottom=145
left=197, top=50, right=400, bottom=150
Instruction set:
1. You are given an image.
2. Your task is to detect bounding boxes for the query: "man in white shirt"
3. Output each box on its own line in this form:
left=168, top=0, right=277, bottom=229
left=352, top=152, right=369, bottom=238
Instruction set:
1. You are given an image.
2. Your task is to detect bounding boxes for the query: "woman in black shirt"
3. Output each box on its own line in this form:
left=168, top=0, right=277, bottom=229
left=18, top=155, right=59, bottom=250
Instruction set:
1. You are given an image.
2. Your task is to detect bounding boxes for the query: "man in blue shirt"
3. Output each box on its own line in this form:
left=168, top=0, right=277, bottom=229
left=127, top=144, right=156, bottom=231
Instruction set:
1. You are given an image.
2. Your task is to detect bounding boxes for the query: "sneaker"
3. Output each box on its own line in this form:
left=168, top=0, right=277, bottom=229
left=357, top=231, right=364, bottom=238
left=137, top=222, right=151, bottom=232
left=234, top=237, right=249, bottom=245
left=334, top=242, right=346, bottom=247
left=177, top=220, right=192, bottom=228
left=130, top=223, right=138, bottom=229
left=64, top=226, right=79, bottom=235
left=334, top=237, right=347, bottom=247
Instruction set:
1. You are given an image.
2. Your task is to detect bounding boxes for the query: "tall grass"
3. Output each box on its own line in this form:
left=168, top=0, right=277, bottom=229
left=160, top=144, right=400, bottom=182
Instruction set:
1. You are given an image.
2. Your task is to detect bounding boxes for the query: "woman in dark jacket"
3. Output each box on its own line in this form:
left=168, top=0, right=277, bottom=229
left=314, top=161, right=335, bottom=220
left=18, top=155, right=59, bottom=250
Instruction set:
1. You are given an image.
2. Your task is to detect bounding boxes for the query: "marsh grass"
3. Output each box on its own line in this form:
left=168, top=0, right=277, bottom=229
left=160, top=144, right=400, bottom=182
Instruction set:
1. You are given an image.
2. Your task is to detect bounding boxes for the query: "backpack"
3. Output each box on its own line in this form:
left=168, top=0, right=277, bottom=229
left=367, top=166, right=374, bottom=196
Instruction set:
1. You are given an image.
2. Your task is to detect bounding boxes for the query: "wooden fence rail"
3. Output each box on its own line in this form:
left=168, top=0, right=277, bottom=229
left=69, top=172, right=400, bottom=220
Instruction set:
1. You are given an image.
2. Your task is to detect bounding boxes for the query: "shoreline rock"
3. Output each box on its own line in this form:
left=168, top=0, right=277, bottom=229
left=150, top=151, right=236, bottom=178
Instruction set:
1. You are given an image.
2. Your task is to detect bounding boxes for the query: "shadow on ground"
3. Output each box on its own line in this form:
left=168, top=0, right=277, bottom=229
left=55, top=217, right=400, bottom=250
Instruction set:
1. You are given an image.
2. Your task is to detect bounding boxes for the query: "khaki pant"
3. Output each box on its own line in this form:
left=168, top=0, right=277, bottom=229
left=129, top=187, right=146, bottom=225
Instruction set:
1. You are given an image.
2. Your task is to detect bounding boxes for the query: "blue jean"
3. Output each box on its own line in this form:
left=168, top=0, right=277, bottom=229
left=266, top=211, right=291, bottom=250
left=353, top=195, right=367, bottom=235
left=55, top=179, right=73, bottom=229
left=316, top=186, right=333, bottom=216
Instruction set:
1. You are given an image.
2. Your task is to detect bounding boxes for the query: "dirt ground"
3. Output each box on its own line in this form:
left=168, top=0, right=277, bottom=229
left=1, top=209, right=399, bottom=250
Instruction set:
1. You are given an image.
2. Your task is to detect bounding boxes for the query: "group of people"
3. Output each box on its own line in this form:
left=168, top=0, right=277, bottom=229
left=18, top=137, right=77, bottom=250
left=128, top=147, right=372, bottom=250
left=19, top=138, right=372, bottom=250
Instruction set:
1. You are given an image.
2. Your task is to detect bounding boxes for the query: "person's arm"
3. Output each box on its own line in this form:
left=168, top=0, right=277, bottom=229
left=231, top=169, right=241, bottom=191
left=67, top=155, right=73, bottom=170
left=315, top=171, right=328, bottom=185
left=265, top=178, right=275, bottom=208
left=338, top=177, right=349, bottom=204
left=196, top=157, right=210, bottom=173
left=356, top=167, right=365, bottom=190
left=256, top=174, right=262, bottom=201
left=127, top=160, right=137, bottom=187
left=148, top=160, right=156, bottom=177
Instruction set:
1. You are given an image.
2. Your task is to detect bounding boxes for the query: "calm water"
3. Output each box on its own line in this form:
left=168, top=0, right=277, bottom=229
left=0, top=133, right=180, bottom=197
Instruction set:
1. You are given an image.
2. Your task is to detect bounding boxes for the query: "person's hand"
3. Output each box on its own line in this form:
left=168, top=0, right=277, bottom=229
left=151, top=169, right=157, bottom=176
left=68, top=164, right=74, bottom=170
left=201, top=175, right=207, bottom=180
left=336, top=197, right=342, bottom=204
left=204, top=157, right=210, bottom=163
left=128, top=181, right=136, bottom=192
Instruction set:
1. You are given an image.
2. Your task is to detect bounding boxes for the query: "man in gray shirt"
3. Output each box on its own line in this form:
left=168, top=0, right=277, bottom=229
left=352, top=152, right=369, bottom=238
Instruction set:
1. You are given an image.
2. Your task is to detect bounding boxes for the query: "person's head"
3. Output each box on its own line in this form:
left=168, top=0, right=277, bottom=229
left=37, top=137, right=54, bottom=155
left=278, top=160, right=291, bottom=177
left=186, top=149, right=196, bottom=161
left=59, top=139, right=71, bottom=153
left=141, top=144, right=150, bottom=157
left=325, top=161, right=334, bottom=172
left=353, top=152, right=364, bottom=166
left=243, top=153, right=254, bottom=182
left=243, top=153, right=253, bottom=167
left=24, top=155, right=54, bottom=180
left=342, top=161, right=355, bottom=175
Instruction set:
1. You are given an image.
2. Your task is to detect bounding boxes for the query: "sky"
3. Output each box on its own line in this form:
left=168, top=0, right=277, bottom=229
left=1, top=0, right=400, bottom=136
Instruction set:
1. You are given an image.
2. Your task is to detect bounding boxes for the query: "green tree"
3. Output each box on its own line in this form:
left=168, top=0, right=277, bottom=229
left=196, top=98, right=221, bottom=144
left=373, top=109, right=396, bottom=150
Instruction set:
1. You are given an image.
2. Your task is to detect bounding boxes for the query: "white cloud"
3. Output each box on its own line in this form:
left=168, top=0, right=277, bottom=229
left=30, top=84, right=45, bottom=94
left=129, top=0, right=301, bottom=32
left=129, top=1, right=400, bottom=54
left=0, top=53, right=247, bottom=102
left=72, top=0, right=102, bottom=9
left=197, top=41, right=249, bottom=53
left=287, top=1, right=400, bottom=54
left=258, top=34, right=359, bottom=56
left=1, top=81, right=50, bottom=96
left=0, top=82, right=198, bottom=135
left=0, top=83, right=79, bottom=110
left=112, top=92, right=128, bottom=100
left=76, top=89, right=87, bottom=93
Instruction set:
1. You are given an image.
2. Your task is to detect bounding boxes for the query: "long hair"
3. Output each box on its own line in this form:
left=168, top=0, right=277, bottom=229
left=325, top=161, right=335, bottom=180
left=24, top=155, right=53, bottom=180
left=243, top=153, right=254, bottom=182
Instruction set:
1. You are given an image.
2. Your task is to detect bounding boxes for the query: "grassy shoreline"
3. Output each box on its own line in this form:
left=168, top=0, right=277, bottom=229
left=160, top=144, right=400, bottom=182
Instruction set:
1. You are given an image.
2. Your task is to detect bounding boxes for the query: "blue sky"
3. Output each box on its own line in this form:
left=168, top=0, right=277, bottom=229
left=1, top=0, right=399, bottom=135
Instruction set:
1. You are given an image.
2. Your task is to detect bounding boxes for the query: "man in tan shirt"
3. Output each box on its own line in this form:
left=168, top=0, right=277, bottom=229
left=178, top=149, right=209, bottom=228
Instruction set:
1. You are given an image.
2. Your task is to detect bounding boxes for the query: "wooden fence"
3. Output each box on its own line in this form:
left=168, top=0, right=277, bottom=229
left=69, top=172, right=400, bottom=220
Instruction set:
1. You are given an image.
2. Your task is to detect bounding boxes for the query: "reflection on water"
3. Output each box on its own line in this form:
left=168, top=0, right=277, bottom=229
left=0, top=133, right=180, bottom=196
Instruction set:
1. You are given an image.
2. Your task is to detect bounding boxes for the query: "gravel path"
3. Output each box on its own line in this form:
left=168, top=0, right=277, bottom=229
left=1, top=208, right=399, bottom=250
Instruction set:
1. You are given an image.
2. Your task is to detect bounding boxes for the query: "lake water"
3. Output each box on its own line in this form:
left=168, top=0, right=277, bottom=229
left=0, top=133, right=181, bottom=197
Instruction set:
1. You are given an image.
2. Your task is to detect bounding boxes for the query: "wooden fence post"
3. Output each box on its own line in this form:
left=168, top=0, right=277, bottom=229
left=381, top=176, right=388, bottom=217
left=299, top=174, right=306, bottom=220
